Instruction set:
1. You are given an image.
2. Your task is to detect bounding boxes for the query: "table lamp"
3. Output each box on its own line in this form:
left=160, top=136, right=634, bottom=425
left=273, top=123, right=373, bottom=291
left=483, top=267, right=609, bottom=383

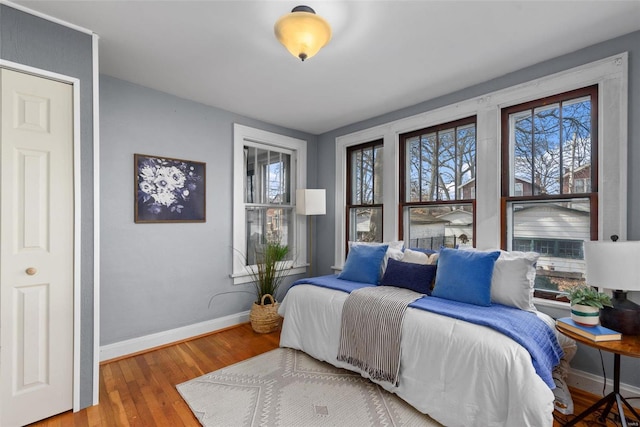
left=584, top=239, right=640, bottom=335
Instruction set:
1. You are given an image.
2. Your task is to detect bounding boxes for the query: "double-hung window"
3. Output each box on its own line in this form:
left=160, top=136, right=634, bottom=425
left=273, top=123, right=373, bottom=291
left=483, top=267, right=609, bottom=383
left=400, top=117, right=477, bottom=250
left=501, top=85, right=598, bottom=299
left=333, top=55, right=626, bottom=288
left=346, top=140, right=384, bottom=248
left=232, top=124, right=307, bottom=284
left=244, top=145, right=293, bottom=264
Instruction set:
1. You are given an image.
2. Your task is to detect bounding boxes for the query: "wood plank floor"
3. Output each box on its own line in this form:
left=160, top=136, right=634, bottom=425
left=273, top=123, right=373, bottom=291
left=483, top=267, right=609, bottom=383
left=29, top=323, right=637, bottom=427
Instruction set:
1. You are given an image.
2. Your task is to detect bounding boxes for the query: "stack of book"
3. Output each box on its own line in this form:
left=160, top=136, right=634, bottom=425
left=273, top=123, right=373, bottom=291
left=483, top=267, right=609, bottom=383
left=556, top=317, right=622, bottom=342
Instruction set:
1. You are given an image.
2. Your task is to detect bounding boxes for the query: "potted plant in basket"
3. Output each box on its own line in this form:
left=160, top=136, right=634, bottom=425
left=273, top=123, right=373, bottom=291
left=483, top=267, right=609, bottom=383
left=559, top=285, right=613, bottom=326
left=247, top=241, right=290, bottom=333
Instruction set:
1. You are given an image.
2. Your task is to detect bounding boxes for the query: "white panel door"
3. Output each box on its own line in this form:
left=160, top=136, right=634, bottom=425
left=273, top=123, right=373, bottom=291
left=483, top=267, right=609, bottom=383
left=0, top=68, right=74, bottom=426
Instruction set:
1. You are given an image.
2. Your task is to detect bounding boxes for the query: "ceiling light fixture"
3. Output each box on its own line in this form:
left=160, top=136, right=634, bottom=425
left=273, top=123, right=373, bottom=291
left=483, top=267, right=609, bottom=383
left=274, top=5, right=332, bottom=62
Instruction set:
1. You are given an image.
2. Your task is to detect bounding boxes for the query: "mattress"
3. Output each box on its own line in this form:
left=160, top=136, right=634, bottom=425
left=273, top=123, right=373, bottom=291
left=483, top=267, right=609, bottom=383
left=278, top=284, right=556, bottom=427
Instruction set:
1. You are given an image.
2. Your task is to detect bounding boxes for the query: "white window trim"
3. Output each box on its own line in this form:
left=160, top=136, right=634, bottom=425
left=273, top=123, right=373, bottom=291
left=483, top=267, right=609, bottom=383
left=232, top=124, right=307, bottom=284
left=334, top=53, right=628, bottom=273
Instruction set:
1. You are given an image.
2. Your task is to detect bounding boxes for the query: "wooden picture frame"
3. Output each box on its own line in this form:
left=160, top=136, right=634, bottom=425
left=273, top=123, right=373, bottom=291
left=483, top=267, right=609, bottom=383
left=134, top=153, right=206, bottom=223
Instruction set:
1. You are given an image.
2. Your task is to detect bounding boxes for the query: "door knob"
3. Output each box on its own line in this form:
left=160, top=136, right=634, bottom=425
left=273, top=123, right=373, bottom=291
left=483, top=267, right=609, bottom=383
left=25, top=267, right=37, bottom=276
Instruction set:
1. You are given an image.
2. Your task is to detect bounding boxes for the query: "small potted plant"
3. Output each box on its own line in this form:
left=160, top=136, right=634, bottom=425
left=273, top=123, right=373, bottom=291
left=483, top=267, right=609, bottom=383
left=559, top=285, right=613, bottom=326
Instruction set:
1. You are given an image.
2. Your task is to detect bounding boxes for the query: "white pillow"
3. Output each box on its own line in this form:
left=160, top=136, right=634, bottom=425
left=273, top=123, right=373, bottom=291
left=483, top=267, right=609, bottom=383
left=491, top=250, right=539, bottom=312
left=428, top=252, right=439, bottom=265
left=401, top=248, right=430, bottom=264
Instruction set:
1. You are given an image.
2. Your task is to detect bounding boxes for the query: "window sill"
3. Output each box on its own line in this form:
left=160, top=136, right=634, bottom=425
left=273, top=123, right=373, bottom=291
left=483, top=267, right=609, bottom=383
left=231, top=265, right=308, bottom=285
left=533, top=296, right=571, bottom=313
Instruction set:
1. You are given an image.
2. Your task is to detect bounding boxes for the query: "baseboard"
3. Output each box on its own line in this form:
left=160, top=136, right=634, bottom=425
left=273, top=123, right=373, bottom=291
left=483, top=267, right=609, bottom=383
left=100, top=311, right=250, bottom=362
left=568, top=367, right=640, bottom=410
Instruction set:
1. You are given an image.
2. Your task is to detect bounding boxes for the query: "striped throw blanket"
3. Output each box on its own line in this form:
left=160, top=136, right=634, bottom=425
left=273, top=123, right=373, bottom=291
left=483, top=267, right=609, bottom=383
left=337, top=286, right=423, bottom=386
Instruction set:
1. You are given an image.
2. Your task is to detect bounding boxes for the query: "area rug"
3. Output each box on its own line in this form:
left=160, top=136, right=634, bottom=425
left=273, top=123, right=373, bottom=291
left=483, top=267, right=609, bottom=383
left=177, top=347, right=442, bottom=426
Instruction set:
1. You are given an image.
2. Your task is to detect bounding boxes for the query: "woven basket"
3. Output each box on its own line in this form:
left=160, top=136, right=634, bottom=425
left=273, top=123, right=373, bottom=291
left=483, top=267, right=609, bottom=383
left=250, top=294, right=281, bottom=333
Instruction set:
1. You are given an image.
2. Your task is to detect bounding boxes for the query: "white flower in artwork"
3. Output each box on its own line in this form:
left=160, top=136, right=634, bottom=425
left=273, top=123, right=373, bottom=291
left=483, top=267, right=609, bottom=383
left=152, top=189, right=177, bottom=207
left=154, top=167, right=178, bottom=192
left=139, top=165, right=156, bottom=182
left=139, top=180, right=155, bottom=194
left=168, top=166, right=186, bottom=188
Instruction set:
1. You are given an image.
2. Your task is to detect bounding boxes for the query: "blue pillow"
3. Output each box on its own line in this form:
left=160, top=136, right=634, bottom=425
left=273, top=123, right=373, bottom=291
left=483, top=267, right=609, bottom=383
left=338, top=244, right=389, bottom=284
left=380, top=258, right=437, bottom=295
left=431, top=248, right=500, bottom=306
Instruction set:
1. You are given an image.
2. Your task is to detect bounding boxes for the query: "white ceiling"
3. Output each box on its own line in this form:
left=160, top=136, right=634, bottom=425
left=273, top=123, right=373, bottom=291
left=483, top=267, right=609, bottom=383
left=12, top=1, right=640, bottom=135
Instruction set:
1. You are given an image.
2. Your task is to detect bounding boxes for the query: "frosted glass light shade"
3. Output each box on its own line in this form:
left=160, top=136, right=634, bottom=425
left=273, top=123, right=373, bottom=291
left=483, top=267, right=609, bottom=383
left=274, top=6, right=332, bottom=61
left=584, top=240, right=640, bottom=291
left=296, top=189, right=326, bottom=215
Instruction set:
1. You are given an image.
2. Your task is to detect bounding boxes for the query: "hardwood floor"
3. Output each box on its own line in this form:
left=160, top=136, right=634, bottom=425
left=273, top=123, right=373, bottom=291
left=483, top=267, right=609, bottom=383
left=30, top=324, right=280, bottom=427
left=29, top=323, right=637, bottom=427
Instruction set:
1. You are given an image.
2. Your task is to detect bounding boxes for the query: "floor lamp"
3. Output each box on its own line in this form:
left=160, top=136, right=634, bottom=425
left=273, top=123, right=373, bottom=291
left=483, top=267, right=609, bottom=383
left=296, top=189, right=326, bottom=277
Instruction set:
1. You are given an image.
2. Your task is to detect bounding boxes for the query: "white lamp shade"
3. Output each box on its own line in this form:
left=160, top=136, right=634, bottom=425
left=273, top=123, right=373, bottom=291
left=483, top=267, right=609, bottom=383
left=296, top=189, right=326, bottom=215
left=584, top=240, right=640, bottom=291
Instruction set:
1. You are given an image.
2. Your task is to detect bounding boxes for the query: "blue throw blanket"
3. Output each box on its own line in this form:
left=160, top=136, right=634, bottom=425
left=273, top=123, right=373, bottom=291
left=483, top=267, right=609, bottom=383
left=291, top=275, right=563, bottom=389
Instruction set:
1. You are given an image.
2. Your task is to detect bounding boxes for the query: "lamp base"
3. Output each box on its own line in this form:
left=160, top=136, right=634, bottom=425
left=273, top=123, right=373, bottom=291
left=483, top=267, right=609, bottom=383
left=599, top=290, right=640, bottom=335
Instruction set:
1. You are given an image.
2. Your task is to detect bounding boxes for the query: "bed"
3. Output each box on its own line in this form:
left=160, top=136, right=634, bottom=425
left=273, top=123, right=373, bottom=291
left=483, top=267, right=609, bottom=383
left=278, top=245, right=567, bottom=427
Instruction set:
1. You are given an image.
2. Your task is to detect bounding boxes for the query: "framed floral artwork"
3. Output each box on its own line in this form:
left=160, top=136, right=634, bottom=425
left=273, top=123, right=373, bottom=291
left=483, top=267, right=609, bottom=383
left=134, top=154, right=206, bottom=223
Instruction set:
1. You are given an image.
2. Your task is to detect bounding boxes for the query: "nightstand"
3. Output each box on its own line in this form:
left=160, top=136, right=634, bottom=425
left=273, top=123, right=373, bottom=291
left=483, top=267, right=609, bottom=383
left=556, top=323, right=640, bottom=427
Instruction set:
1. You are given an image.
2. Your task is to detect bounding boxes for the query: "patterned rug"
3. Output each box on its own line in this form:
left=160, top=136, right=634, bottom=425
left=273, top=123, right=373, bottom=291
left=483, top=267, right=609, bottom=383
left=177, top=347, right=442, bottom=426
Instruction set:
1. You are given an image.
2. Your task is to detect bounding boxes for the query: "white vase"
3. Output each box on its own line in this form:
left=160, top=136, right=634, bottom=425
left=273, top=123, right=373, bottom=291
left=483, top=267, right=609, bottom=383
left=571, top=303, right=600, bottom=326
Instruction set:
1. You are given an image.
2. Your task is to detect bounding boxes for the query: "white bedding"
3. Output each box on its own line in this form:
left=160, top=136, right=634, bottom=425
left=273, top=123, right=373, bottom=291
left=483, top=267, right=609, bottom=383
left=278, top=284, right=556, bottom=427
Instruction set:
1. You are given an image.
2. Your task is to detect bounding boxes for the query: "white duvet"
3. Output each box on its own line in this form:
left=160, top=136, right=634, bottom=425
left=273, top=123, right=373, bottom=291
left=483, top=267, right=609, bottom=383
left=278, top=284, right=556, bottom=427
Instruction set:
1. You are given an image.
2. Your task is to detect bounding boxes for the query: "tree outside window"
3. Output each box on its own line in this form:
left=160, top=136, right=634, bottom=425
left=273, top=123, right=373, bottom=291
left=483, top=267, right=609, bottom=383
left=346, top=140, right=383, bottom=247
left=501, top=85, right=598, bottom=298
left=400, top=117, right=476, bottom=250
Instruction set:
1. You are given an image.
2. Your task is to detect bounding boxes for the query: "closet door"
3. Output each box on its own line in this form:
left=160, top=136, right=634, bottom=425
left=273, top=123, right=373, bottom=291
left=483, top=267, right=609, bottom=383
left=0, top=68, right=74, bottom=426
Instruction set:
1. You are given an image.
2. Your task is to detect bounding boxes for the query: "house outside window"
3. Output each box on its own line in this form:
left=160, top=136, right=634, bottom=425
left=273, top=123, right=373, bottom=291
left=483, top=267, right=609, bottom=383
left=232, top=124, right=307, bottom=284
left=514, top=182, right=524, bottom=196
left=501, top=85, right=598, bottom=299
left=400, top=117, right=476, bottom=250
left=346, top=140, right=383, bottom=247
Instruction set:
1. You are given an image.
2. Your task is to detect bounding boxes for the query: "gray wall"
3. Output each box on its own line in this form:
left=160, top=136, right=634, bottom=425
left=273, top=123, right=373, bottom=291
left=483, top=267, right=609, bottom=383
left=100, top=76, right=316, bottom=345
left=0, top=5, right=96, bottom=408
left=315, top=30, right=640, bottom=388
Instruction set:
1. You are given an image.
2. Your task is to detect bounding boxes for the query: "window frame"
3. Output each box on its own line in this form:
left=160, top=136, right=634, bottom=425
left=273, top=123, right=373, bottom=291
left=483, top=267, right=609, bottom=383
left=500, top=86, right=598, bottom=300
left=345, top=139, right=384, bottom=251
left=399, top=116, right=477, bottom=248
left=332, top=54, right=628, bottom=309
left=500, top=85, right=599, bottom=246
left=232, top=124, right=307, bottom=284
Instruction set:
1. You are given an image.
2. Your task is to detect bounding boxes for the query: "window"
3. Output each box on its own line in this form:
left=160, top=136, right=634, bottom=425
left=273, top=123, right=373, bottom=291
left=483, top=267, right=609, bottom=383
left=332, top=54, right=627, bottom=285
left=400, top=117, right=476, bottom=250
left=244, top=145, right=293, bottom=264
left=233, top=124, right=307, bottom=283
left=346, top=140, right=383, bottom=247
left=501, top=86, right=598, bottom=299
